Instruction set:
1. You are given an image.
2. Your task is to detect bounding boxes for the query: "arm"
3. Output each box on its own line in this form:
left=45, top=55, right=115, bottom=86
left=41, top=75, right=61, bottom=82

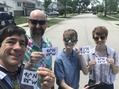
left=75, top=47, right=88, bottom=74
left=58, top=80, right=73, bottom=89
left=107, top=51, right=119, bottom=74
left=79, top=55, right=88, bottom=75
left=87, top=60, right=96, bottom=72
left=110, top=64, right=119, bottom=74
left=107, top=58, right=119, bottom=74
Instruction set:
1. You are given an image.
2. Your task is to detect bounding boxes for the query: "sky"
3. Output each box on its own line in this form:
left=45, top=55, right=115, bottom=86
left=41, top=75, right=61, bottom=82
left=99, top=0, right=103, bottom=3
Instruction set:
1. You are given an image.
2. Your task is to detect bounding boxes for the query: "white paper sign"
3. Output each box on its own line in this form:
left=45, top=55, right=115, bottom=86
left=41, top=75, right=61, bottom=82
left=42, top=47, right=58, bottom=57
left=21, top=69, right=38, bottom=88
left=96, top=57, right=107, bottom=64
left=80, top=46, right=91, bottom=54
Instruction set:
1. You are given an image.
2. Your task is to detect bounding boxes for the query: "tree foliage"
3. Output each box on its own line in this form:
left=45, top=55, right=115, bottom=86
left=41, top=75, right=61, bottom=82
left=43, top=0, right=52, bottom=11
left=102, top=0, right=119, bottom=16
left=80, top=0, right=90, bottom=6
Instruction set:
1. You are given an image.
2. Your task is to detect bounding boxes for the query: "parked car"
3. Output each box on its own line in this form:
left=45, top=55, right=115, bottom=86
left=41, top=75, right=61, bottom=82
left=48, top=11, right=59, bottom=16
left=92, top=11, right=97, bottom=15
left=0, top=11, right=16, bottom=29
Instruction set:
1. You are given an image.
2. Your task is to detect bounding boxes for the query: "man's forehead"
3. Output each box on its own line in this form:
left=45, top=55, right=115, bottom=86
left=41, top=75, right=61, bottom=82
left=29, top=12, right=46, bottom=20
left=6, top=35, right=25, bottom=41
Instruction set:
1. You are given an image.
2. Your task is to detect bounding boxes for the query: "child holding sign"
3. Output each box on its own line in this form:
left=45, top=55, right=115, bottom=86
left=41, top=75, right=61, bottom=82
left=54, top=29, right=88, bottom=89
left=86, top=26, right=119, bottom=89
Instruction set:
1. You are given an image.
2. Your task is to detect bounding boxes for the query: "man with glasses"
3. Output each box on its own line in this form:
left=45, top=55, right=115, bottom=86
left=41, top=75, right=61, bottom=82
left=54, top=29, right=88, bottom=89
left=86, top=26, right=119, bottom=89
left=23, top=9, right=53, bottom=88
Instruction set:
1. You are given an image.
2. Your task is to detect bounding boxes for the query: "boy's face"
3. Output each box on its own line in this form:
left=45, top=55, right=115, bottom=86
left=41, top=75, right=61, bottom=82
left=63, top=36, right=77, bottom=50
left=0, top=34, right=26, bottom=68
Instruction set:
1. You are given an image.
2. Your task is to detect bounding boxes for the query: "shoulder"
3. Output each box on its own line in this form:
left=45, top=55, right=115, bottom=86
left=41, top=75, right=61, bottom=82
left=42, top=36, right=52, bottom=47
left=107, top=46, right=117, bottom=54
left=55, top=50, right=65, bottom=62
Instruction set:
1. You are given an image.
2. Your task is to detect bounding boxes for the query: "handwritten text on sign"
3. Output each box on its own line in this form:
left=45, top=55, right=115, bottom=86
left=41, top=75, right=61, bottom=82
left=42, top=47, right=58, bottom=57
left=80, top=46, right=91, bottom=54
left=96, top=57, right=107, bottom=64
left=21, top=69, right=38, bottom=88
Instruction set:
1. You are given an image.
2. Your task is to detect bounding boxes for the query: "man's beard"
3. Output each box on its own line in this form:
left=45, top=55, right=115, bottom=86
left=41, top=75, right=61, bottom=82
left=30, top=27, right=45, bottom=37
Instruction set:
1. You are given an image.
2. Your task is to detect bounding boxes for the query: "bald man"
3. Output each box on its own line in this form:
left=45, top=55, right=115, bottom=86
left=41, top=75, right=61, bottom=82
left=23, top=9, right=54, bottom=89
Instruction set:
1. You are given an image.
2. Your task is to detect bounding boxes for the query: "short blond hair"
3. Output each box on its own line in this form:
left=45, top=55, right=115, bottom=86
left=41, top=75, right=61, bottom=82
left=63, top=29, right=78, bottom=40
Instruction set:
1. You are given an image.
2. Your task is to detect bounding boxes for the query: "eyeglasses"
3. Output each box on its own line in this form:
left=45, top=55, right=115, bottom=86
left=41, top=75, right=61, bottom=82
left=93, top=35, right=106, bottom=41
left=29, top=19, right=46, bottom=25
left=64, top=37, right=77, bottom=43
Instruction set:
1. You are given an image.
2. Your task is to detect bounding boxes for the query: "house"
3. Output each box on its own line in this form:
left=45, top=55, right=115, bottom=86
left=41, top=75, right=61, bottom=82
left=48, top=1, right=63, bottom=12
left=0, top=0, right=44, bottom=16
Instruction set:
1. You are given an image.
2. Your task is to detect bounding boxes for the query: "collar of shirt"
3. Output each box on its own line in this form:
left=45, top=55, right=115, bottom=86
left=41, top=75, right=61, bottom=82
left=91, top=46, right=110, bottom=56
left=0, top=65, right=7, bottom=79
left=27, top=36, right=48, bottom=51
left=0, top=65, right=13, bottom=88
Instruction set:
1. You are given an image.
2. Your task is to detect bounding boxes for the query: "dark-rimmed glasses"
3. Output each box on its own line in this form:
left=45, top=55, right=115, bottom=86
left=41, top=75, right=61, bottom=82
left=64, top=38, right=77, bottom=43
left=93, top=35, right=106, bottom=41
left=29, top=19, right=46, bottom=25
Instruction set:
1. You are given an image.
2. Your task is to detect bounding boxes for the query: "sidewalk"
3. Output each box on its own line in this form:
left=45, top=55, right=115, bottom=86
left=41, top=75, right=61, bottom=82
left=17, top=23, right=28, bottom=27
left=105, top=15, right=119, bottom=27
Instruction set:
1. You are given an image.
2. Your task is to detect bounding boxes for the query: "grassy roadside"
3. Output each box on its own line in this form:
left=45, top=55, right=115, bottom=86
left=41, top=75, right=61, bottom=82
left=97, top=13, right=119, bottom=26
left=97, top=13, right=119, bottom=21
left=14, top=13, right=79, bottom=27
left=14, top=16, right=28, bottom=25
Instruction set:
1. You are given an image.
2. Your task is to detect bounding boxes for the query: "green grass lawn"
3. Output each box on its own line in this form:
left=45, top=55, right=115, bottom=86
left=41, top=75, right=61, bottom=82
left=111, top=13, right=119, bottom=18
left=14, top=13, right=78, bottom=27
left=47, top=19, right=63, bottom=27
left=14, top=16, right=28, bottom=25
left=97, top=13, right=119, bottom=21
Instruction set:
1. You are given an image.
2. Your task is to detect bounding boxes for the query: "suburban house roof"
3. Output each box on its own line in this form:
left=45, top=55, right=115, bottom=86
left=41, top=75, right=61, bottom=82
left=14, top=0, right=35, bottom=3
left=0, top=3, right=11, bottom=8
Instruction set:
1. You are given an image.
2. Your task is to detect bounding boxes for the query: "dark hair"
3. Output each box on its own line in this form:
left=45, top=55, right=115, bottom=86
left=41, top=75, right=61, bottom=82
left=0, top=25, right=28, bottom=46
left=63, top=29, right=78, bottom=40
left=92, top=26, right=108, bottom=38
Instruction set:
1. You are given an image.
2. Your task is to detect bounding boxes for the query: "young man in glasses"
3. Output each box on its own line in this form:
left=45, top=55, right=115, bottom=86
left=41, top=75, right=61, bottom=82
left=54, top=29, right=88, bottom=89
left=86, top=26, right=119, bottom=89
left=0, top=25, right=55, bottom=89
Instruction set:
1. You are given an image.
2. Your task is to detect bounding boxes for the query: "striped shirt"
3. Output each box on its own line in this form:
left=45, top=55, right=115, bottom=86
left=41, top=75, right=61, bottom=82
left=86, top=46, right=119, bottom=84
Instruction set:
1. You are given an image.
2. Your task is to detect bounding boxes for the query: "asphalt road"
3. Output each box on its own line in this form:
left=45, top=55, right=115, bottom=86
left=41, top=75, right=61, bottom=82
left=23, top=13, right=119, bottom=89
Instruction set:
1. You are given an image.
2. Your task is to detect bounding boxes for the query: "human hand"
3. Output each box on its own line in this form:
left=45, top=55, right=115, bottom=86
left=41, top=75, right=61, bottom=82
left=37, top=67, right=55, bottom=89
left=88, top=60, right=96, bottom=67
left=84, top=86, right=89, bottom=89
left=75, top=47, right=80, bottom=53
left=30, top=52, right=45, bottom=65
left=107, top=58, right=114, bottom=64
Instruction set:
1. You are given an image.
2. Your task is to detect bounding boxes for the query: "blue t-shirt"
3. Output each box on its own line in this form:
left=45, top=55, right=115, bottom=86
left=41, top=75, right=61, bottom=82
left=54, top=49, right=81, bottom=89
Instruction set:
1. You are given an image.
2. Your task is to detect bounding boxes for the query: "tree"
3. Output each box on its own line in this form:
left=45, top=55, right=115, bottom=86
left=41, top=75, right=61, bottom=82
left=108, top=0, right=118, bottom=13
left=81, top=0, right=90, bottom=6
left=102, top=0, right=119, bottom=16
left=43, top=0, right=52, bottom=12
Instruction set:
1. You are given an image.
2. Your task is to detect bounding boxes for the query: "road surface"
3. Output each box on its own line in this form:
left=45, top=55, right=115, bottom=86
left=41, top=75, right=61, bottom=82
left=24, top=13, right=119, bottom=89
